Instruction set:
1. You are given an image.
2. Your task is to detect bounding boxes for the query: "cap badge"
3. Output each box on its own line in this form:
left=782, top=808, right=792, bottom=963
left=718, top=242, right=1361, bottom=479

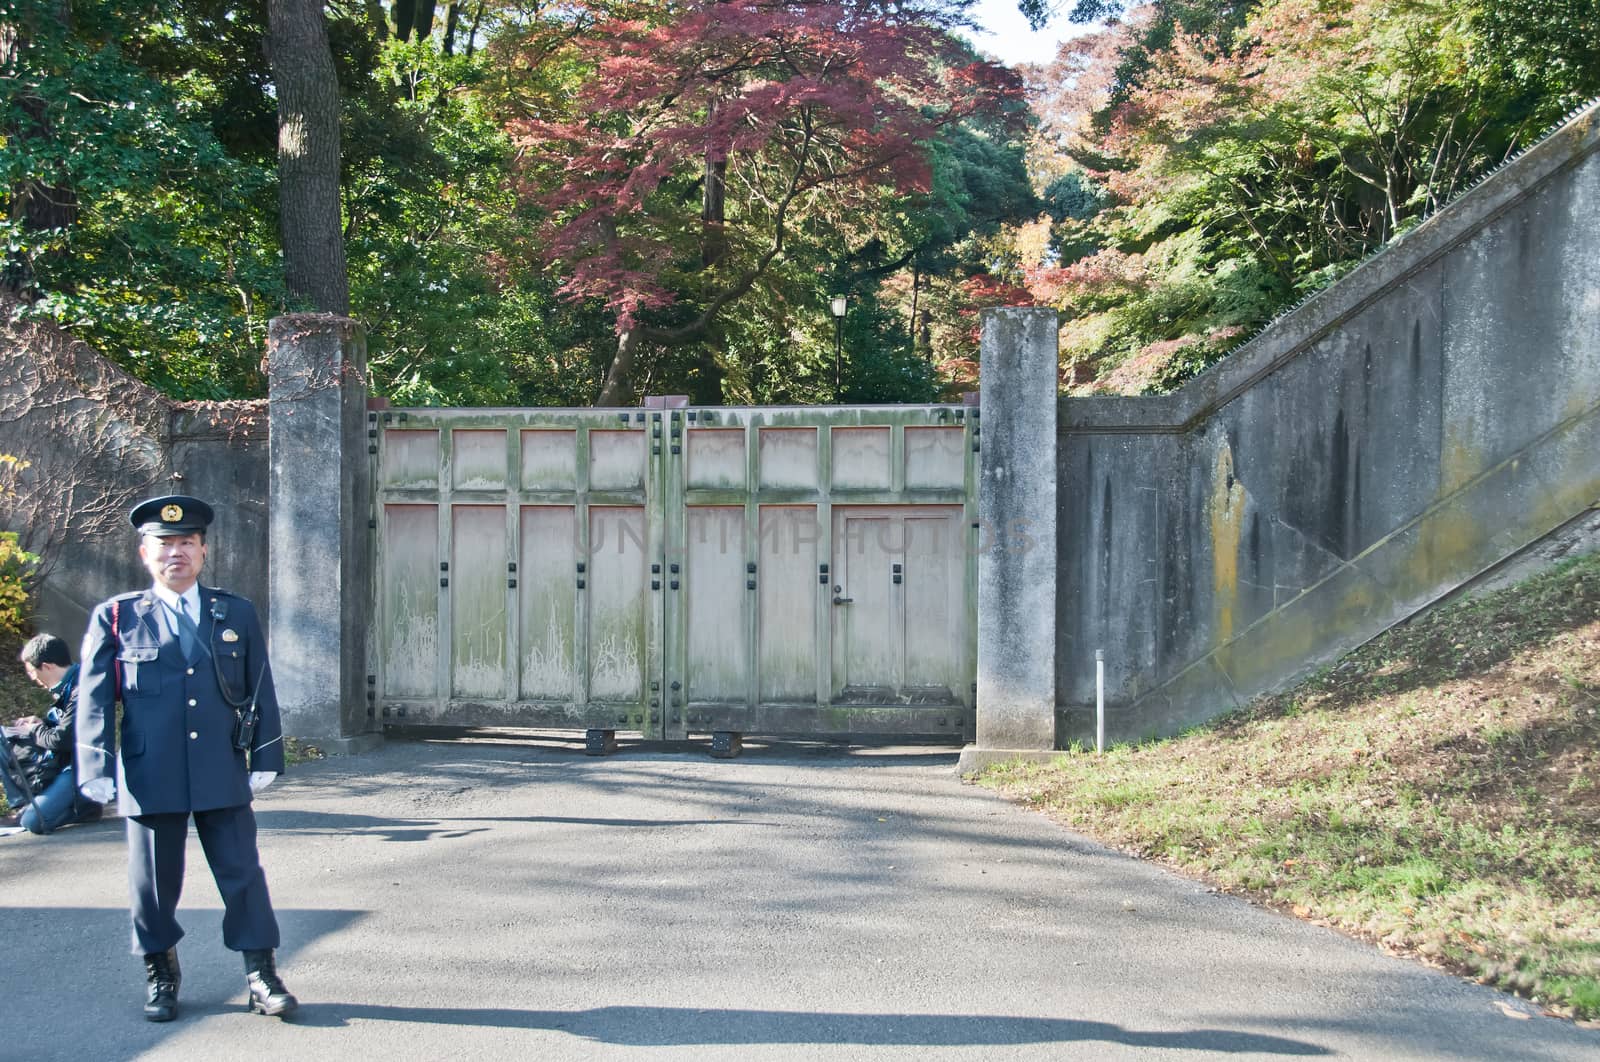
left=161, top=504, right=184, bottom=522
left=221, top=628, right=240, bottom=643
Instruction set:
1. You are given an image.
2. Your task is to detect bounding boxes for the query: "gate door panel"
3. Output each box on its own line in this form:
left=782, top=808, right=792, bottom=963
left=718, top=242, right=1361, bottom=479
left=373, top=410, right=664, bottom=731
left=450, top=504, right=508, bottom=699
left=379, top=502, right=439, bottom=700
left=757, top=506, right=822, bottom=704
left=830, top=506, right=966, bottom=706
left=833, top=509, right=902, bottom=696
left=683, top=506, right=749, bottom=705
left=517, top=506, right=577, bottom=700
left=586, top=506, right=650, bottom=705
left=666, top=408, right=976, bottom=740
left=375, top=404, right=976, bottom=740
left=902, top=511, right=967, bottom=702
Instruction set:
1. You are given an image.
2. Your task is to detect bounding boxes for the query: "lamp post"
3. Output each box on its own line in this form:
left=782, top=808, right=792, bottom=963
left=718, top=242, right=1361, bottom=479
left=830, top=295, right=847, bottom=400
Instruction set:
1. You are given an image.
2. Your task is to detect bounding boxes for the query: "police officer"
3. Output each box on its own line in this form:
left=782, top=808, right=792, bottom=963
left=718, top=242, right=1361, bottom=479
left=76, top=495, right=298, bottom=1021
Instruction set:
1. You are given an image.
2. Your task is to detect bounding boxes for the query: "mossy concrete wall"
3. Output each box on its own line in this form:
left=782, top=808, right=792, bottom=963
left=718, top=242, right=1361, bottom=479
left=0, top=305, right=269, bottom=650
left=1056, top=102, right=1600, bottom=745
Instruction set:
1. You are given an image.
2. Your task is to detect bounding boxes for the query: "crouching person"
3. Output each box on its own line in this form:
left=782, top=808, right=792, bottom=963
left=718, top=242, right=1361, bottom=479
left=77, top=495, right=298, bottom=1022
left=1, top=633, right=104, bottom=834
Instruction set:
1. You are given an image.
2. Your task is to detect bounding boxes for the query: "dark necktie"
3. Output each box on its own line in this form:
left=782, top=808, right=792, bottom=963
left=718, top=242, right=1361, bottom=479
left=173, top=599, right=200, bottom=660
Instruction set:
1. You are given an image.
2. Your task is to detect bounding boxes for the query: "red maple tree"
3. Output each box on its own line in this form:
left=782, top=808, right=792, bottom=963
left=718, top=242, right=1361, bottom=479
left=508, top=0, right=1024, bottom=404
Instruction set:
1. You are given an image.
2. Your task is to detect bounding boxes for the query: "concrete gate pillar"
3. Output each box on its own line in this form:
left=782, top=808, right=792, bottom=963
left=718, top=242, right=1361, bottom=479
left=267, top=313, right=380, bottom=754
left=959, top=307, right=1060, bottom=775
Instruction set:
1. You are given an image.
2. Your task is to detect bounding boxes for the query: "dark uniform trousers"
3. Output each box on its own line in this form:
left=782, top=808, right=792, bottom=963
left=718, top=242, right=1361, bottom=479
left=128, top=806, right=279, bottom=955
left=77, top=586, right=288, bottom=957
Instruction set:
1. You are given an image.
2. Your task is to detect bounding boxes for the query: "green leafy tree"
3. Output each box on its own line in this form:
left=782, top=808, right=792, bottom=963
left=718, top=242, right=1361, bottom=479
left=1021, top=0, right=1599, bottom=394
left=2, top=0, right=284, bottom=397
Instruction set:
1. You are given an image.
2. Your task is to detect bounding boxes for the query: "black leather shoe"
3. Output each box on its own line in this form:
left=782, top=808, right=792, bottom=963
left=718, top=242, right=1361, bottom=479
left=143, top=948, right=180, bottom=1022
left=243, top=949, right=298, bottom=1016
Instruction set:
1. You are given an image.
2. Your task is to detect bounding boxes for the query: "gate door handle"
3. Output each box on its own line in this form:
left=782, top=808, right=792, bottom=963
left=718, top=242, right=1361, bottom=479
left=832, top=595, right=853, bottom=605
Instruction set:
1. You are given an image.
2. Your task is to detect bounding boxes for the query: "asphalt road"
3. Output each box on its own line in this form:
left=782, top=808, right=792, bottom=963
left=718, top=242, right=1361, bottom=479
left=3, top=734, right=1596, bottom=1061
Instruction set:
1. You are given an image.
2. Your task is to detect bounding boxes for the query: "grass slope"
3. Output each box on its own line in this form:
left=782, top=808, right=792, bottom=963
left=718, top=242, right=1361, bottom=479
left=980, top=550, right=1600, bottom=1022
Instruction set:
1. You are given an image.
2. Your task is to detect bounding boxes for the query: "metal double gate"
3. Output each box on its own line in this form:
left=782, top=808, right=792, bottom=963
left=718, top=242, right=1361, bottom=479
left=371, top=404, right=978, bottom=752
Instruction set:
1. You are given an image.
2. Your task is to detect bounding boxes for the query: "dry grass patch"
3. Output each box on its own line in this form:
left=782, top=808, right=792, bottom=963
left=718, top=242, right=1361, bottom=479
left=981, top=550, right=1600, bottom=1022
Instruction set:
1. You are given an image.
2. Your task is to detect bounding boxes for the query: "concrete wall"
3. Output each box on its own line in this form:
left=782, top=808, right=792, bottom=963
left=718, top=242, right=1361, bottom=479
left=0, top=305, right=269, bottom=652
left=974, top=309, right=1058, bottom=756
left=1055, top=102, right=1600, bottom=745
left=268, top=314, right=376, bottom=750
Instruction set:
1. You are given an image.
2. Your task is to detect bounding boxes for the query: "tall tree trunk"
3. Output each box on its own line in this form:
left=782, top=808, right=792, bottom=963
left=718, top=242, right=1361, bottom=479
left=702, top=157, right=728, bottom=269
left=268, top=0, right=350, bottom=314
left=597, top=328, right=643, bottom=406
left=465, top=0, right=485, bottom=57
left=1, top=0, right=76, bottom=296
left=908, top=266, right=920, bottom=358
left=441, top=2, right=460, bottom=55
left=696, top=152, right=728, bottom=402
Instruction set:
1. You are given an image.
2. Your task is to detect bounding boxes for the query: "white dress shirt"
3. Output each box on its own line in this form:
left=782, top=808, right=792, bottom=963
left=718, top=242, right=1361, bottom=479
left=150, top=582, right=202, bottom=638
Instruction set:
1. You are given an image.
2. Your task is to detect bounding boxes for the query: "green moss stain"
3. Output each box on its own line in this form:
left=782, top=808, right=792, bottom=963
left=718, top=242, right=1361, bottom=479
left=1209, top=442, right=1248, bottom=642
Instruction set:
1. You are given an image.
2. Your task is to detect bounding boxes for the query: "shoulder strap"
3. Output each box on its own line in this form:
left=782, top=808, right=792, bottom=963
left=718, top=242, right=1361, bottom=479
left=111, top=599, right=123, bottom=699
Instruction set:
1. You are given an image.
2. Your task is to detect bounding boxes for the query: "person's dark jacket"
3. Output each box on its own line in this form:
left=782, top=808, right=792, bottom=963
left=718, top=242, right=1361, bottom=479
left=14, top=662, right=79, bottom=791
left=78, top=588, right=284, bottom=816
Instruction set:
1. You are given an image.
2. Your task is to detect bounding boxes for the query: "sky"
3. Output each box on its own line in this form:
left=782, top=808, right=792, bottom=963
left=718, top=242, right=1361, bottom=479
left=960, top=0, right=1095, bottom=68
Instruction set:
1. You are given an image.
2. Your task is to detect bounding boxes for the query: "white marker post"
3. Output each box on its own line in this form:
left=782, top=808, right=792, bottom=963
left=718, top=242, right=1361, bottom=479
left=1095, top=649, right=1105, bottom=754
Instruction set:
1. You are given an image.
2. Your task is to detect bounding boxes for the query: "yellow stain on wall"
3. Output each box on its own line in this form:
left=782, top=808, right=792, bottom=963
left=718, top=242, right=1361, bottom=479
left=1415, top=452, right=1489, bottom=591
left=1562, top=384, right=1600, bottom=424
left=1209, top=442, right=1249, bottom=642
left=1439, top=425, right=1482, bottom=495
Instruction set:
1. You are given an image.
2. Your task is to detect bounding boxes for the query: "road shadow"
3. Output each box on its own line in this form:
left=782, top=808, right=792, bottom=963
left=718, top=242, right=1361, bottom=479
left=0, top=906, right=366, bottom=1059
left=380, top=727, right=965, bottom=767
left=253, top=809, right=783, bottom=839
left=282, top=1002, right=1332, bottom=1053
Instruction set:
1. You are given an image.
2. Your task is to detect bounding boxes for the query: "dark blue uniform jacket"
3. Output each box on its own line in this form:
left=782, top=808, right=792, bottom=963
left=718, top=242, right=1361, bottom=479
left=76, top=586, right=285, bottom=817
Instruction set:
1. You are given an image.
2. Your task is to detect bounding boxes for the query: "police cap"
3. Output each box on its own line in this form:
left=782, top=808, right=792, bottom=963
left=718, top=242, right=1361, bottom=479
left=129, top=495, right=214, bottom=537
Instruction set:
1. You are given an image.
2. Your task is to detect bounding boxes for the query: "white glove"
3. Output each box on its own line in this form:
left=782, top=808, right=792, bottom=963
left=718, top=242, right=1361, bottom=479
left=80, top=778, right=116, bottom=804
left=249, top=771, right=278, bottom=794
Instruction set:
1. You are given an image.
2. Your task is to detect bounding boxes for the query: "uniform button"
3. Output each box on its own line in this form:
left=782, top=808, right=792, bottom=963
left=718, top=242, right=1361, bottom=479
left=188, top=699, right=197, bottom=707
left=187, top=668, right=194, bottom=675
left=189, top=731, right=198, bottom=740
